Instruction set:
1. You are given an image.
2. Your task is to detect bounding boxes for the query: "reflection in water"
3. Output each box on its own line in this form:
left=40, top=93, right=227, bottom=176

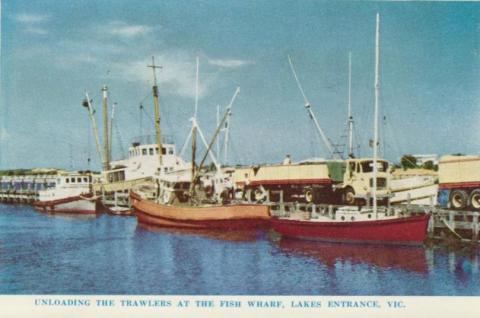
left=136, top=223, right=263, bottom=242
left=276, top=238, right=429, bottom=274
left=36, top=211, right=98, bottom=221
left=1, top=205, right=480, bottom=295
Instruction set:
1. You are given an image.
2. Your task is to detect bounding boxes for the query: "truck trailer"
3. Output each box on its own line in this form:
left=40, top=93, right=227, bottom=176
left=233, top=158, right=390, bottom=205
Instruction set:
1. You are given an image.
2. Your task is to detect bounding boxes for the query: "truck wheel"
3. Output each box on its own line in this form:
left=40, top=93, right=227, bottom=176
left=304, top=188, right=314, bottom=203
left=469, top=189, right=480, bottom=209
left=450, top=190, right=468, bottom=209
left=342, top=187, right=355, bottom=205
left=254, top=187, right=266, bottom=202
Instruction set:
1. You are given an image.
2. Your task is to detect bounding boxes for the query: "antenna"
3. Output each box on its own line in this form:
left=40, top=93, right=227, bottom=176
left=347, top=52, right=355, bottom=158
left=373, top=13, right=380, bottom=217
left=287, top=55, right=338, bottom=159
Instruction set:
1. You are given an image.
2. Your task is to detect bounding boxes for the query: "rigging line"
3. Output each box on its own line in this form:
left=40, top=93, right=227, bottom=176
left=287, top=55, right=337, bottom=159
left=114, top=119, right=126, bottom=158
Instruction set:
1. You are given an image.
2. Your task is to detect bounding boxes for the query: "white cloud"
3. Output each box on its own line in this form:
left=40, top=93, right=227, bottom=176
left=107, top=21, right=152, bottom=38
left=14, top=13, right=49, bottom=35
left=15, top=13, right=49, bottom=24
left=0, top=127, right=10, bottom=141
left=113, top=54, right=211, bottom=99
left=23, top=26, right=48, bottom=35
left=208, top=58, right=254, bottom=68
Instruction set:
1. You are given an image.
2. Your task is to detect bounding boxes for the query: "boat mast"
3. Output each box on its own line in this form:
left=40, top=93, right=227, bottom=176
left=287, top=55, right=338, bottom=159
left=148, top=56, right=163, bottom=167
left=83, top=92, right=104, bottom=166
left=188, top=88, right=240, bottom=198
left=190, top=57, right=200, bottom=198
left=223, top=107, right=230, bottom=164
left=101, top=85, right=110, bottom=171
left=373, top=13, right=380, bottom=217
left=216, top=104, right=220, bottom=157
left=347, top=52, right=354, bottom=158
left=109, top=102, right=117, bottom=162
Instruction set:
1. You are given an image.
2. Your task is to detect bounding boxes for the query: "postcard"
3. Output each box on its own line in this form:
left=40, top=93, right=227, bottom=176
left=0, top=0, right=479, bottom=317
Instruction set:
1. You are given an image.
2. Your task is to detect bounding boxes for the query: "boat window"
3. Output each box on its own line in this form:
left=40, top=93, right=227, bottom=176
left=162, top=147, right=166, bottom=155
left=65, top=178, right=69, bottom=183
left=77, top=177, right=82, bottom=183
left=356, top=163, right=361, bottom=173
left=168, top=147, right=174, bottom=155
left=83, top=177, right=88, bottom=182
left=142, top=148, right=147, bottom=155
left=164, top=167, right=168, bottom=172
left=70, top=178, right=75, bottom=183
left=149, top=148, right=154, bottom=155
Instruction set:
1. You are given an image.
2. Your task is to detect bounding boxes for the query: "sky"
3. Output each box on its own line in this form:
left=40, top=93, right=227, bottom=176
left=0, top=0, right=479, bottom=170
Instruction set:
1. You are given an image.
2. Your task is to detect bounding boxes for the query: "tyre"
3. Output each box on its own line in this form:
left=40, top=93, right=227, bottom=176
left=254, top=187, right=266, bottom=202
left=304, top=188, right=314, bottom=203
left=450, top=189, right=468, bottom=209
left=342, top=187, right=355, bottom=205
left=469, top=189, right=480, bottom=209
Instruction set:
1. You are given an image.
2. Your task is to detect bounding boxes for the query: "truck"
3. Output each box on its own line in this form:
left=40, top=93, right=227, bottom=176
left=437, top=155, right=480, bottom=210
left=233, top=158, right=391, bottom=205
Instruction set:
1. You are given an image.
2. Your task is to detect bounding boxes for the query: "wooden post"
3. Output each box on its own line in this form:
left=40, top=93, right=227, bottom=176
left=328, top=205, right=334, bottom=219
left=279, top=190, right=284, bottom=207
left=448, top=210, right=455, bottom=232
left=472, top=212, right=479, bottom=242
left=427, top=213, right=435, bottom=239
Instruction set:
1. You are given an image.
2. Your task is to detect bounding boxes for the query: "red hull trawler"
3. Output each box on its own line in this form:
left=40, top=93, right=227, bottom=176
left=271, top=213, right=430, bottom=245
left=271, top=14, right=431, bottom=245
left=131, top=191, right=270, bottom=229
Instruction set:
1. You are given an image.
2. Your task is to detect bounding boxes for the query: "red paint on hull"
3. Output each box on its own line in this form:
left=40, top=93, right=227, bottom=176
left=271, top=214, right=430, bottom=245
left=33, top=194, right=98, bottom=215
left=35, top=207, right=97, bottom=215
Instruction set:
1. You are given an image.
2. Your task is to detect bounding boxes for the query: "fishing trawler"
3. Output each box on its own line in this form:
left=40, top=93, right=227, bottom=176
left=83, top=82, right=189, bottom=215
left=131, top=58, right=270, bottom=229
left=33, top=172, right=98, bottom=214
left=271, top=14, right=430, bottom=245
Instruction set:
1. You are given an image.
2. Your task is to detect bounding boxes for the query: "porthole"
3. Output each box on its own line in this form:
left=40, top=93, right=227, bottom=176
left=368, top=214, right=372, bottom=219
left=341, top=216, right=345, bottom=221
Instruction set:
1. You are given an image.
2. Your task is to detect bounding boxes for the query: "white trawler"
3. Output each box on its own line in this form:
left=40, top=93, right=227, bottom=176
left=97, top=136, right=189, bottom=214
left=33, top=172, right=98, bottom=214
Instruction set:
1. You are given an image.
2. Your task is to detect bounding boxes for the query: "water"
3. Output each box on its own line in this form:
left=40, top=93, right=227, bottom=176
left=0, top=204, right=479, bottom=295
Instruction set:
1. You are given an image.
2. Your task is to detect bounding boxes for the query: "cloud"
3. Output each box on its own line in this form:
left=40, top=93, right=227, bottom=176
left=106, top=21, right=152, bottom=38
left=113, top=54, right=211, bottom=99
left=0, top=127, right=10, bottom=141
left=23, top=26, right=48, bottom=35
left=14, top=13, right=49, bottom=35
left=14, top=13, right=49, bottom=24
left=208, top=58, right=254, bottom=68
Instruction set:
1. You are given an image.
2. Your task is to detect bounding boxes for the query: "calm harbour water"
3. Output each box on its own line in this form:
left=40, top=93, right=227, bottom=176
left=0, top=204, right=479, bottom=295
